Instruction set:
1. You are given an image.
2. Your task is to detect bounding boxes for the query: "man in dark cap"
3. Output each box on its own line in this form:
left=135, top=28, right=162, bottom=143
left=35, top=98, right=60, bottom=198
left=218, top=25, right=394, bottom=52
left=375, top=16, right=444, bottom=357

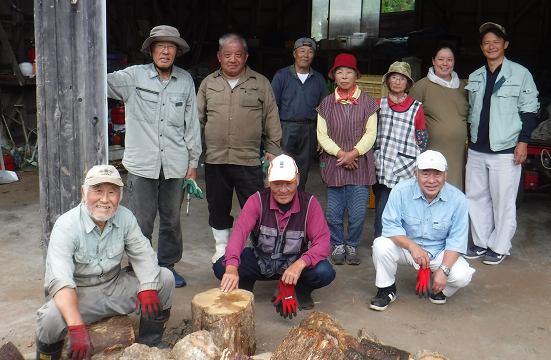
left=271, top=37, right=327, bottom=191
left=107, top=25, right=202, bottom=287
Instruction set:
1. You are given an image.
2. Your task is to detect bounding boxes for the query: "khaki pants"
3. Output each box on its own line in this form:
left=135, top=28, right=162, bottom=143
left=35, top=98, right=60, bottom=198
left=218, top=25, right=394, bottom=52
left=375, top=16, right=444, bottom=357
left=36, top=267, right=174, bottom=344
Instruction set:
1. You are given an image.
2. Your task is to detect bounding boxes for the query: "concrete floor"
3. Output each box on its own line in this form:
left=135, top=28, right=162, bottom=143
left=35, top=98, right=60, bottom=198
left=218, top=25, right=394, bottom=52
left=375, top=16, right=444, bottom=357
left=1, top=163, right=550, bottom=360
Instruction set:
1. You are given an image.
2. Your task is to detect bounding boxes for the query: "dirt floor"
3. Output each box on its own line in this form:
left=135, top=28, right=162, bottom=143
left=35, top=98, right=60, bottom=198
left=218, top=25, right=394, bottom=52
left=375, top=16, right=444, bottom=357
left=1, top=163, right=550, bottom=360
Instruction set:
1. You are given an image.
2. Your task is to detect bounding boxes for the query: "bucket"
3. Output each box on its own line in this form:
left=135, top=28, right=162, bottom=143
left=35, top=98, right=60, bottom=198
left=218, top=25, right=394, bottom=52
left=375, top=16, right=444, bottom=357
left=2, top=154, right=14, bottom=171
left=111, top=103, right=125, bottom=124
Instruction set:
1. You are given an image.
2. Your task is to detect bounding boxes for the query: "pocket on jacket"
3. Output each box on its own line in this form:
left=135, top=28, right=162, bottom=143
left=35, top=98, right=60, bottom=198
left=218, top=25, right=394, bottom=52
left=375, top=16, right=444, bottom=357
left=135, top=87, right=159, bottom=123
left=496, top=85, right=520, bottom=114
left=206, top=84, right=225, bottom=108
left=241, top=87, right=261, bottom=107
left=257, top=225, right=277, bottom=253
left=401, top=214, right=422, bottom=238
left=167, top=94, right=188, bottom=127
left=392, top=152, right=416, bottom=179
left=282, top=230, right=304, bottom=255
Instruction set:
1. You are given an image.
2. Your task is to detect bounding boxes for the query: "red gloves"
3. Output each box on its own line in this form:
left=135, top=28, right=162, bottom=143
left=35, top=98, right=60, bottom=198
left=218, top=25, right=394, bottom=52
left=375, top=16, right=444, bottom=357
left=415, top=267, right=432, bottom=298
left=273, top=279, right=301, bottom=319
left=67, top=324, right=93, bottom=360
left=136, top=290, right=162, bottom=320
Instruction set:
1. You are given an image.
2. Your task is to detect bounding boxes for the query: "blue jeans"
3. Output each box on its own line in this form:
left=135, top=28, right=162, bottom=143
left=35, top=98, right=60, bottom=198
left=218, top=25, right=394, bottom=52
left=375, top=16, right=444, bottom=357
left=127, top=170, right=184, bottom=268
left=372, top=183, right=392, bottom=238
left=212, top=248, right=335, bottom=297
left=326, top=185, right=370, bottom=247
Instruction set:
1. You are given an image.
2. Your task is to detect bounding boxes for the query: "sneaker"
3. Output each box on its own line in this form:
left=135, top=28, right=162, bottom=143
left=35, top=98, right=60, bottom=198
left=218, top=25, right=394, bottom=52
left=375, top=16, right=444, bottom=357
left=330, top=244, right=346, bottom=265
left=429, top=291, right=447, bottom=304
left=369, top=283, right=397, bottom=311
left=483, top=249, right=506, bottom=265
left=167, top=267, right=186, bottom=287
left=463, top=245, right=487, bottom=259
left=345, top=245, right=361, bottom=265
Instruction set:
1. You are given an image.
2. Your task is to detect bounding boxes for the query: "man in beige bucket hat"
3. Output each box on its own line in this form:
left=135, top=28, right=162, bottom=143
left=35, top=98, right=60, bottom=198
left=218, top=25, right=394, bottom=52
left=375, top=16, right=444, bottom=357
left=108, top=26, right=202, bottom=287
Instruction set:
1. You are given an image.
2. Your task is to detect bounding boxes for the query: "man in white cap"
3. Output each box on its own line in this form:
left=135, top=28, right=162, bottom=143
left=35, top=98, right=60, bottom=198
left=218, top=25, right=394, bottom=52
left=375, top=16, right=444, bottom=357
left=464, top=22, right=538, bottom=265
left=369, top=151, right=475, bottom=311
left=213, top=155, right=335, bottom=311
left=271, top=37, right=327, bottom=191
left=35, top=165, right=175, bottom=360
left=107, top=25, right=202, bottom=286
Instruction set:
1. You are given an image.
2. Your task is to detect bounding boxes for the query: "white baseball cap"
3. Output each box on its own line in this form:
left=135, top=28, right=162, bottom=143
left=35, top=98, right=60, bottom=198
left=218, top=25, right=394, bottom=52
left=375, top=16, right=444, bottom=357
left=267, top=155, right=298, bottom=182
left=84, top=165, right=124, bottom=187
left=416, top=150, right=447, bottom=172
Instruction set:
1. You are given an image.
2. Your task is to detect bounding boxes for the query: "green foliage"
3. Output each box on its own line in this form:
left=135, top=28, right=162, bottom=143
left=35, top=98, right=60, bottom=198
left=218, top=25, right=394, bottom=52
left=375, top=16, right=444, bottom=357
left=381, top=0, right=415, bottom=13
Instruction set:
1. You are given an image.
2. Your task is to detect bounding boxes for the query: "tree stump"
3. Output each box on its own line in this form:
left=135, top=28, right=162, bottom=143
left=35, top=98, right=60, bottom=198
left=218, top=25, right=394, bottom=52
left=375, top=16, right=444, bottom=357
left=0, top=342, right=25, bottom=360
left=62, top=315, right=135, bottom=358
left=191, top=288, right=256, bottom=356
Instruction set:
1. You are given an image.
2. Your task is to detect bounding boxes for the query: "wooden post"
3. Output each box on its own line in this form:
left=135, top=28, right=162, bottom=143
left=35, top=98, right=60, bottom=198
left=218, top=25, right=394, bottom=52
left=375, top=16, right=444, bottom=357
left=34, top=0, right=108, bottom=261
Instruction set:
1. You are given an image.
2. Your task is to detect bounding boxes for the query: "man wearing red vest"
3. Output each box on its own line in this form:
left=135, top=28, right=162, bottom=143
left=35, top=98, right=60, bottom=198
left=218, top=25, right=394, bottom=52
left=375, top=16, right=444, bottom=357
left=213, top=155, right=335, bottom=310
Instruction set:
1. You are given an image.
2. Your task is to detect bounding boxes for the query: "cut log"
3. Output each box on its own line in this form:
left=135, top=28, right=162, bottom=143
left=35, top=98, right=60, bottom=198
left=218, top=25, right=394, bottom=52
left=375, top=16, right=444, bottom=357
left=271, top=326, right=346, bottom=360
left=0, top=342, right=25, bottom=360
left=62, top=315, right=135, bottom=358
left=172, top=330, right=220, bottom=360
left=191, top=288, right=256, bottom=356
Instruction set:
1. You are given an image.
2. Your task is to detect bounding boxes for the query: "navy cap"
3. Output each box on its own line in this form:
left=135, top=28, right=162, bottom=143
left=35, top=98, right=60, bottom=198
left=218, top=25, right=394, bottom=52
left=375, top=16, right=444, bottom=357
left=294, top=37, right=316, bottom=50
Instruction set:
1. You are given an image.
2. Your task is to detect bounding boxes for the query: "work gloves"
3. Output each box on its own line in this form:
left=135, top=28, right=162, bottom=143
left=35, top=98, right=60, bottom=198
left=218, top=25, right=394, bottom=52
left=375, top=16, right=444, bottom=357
left=272, top=279, right=301, bottom=319
left=183, top=178, right=203, bottom=199
left=260, top=150, right=270, bottom=181
left=415, top=267, right=432, bottom=298
left=67, top=324, right=94, bottom=360
left=136, top=290, right=162, bottom=320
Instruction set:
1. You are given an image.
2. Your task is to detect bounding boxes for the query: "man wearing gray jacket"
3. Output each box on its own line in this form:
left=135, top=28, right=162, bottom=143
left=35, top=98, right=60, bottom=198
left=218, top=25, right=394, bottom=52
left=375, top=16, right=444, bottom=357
left=107, top=26, right=201, bottom=286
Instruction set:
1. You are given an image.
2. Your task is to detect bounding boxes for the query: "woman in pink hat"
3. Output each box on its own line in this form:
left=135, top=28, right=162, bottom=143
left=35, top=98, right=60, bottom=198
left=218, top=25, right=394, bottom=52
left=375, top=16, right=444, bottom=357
left=372, top=61, right=427, bottom=239
left=316, top=53, right=379, bottom=266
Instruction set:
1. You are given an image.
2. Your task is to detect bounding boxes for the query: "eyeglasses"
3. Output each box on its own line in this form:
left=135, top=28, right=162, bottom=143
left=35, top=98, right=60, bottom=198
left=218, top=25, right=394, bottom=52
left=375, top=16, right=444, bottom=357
left=155, top=43, right=177, bottom=51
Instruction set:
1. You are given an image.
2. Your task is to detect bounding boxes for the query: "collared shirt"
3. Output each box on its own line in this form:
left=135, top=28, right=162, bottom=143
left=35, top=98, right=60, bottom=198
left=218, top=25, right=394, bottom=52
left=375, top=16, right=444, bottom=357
left=271, top=65, right=327, bottom=121
left=317, top=87, right=378, bottom=156
left=466, top=57, right=539, bottom=152
left=197, top=66, right=282, bottom=166
left=108, top=63, right=202, bottom=179
left=382, top=178, right=469, bottom=259
left=45, top=203, right=162, bottom=297
left=223, top=191, right=331, bottom=269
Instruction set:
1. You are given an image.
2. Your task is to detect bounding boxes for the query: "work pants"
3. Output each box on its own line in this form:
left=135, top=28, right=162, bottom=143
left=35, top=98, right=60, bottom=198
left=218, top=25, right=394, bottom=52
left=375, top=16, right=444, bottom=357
left=213, top=248, right=336, bottom=297
left=205, top=163, right=264, bottom=230
left=326, top=185, right=370, bottom=247
left=281, top=120, right=317, bottom=191
left=127, top=170, right=185, bottom=267
left=372, top=183, right=393, bottom=238
left=465, top=149, right=521, bottom=255
left=36, top=267, right=175, bottom=344
left=372, top=237, right=475, bottom=296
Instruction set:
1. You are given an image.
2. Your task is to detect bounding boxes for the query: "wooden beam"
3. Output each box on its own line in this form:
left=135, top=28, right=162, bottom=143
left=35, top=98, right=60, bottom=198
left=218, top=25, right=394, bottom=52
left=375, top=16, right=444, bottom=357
left=508, top=0, right=540, bottom=29
left=0, top=22, right=25, bottom=86
left=35, top=0, right=107, bottom=262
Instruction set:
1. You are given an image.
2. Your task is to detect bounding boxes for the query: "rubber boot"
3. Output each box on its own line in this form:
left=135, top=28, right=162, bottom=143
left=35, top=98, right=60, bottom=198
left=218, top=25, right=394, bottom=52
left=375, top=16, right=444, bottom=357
left=211, top=228, right=230, bottom=264
left=139, top=308, right=170, bottom=348
left=36, top=337, right=64, bottom=360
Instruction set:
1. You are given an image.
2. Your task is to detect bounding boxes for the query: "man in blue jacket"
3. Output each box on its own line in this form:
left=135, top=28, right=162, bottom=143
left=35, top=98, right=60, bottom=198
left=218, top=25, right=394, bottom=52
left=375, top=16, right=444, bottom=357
left=464, top=22, right=539, bottom=265
left=271, top=38, right=327, bottom=191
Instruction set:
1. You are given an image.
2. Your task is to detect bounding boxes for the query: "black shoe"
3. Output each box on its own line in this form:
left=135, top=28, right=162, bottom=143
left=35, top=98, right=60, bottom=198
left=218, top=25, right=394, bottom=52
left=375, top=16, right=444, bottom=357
left=429, top=291, right=447, bottom=304
left=369, top=283, right=397, bottom=311
left=296, top=289, right=315, bottom=310
left=139, top=308, right=171, bottom=347
left=36, top=338, right=64, bottom=360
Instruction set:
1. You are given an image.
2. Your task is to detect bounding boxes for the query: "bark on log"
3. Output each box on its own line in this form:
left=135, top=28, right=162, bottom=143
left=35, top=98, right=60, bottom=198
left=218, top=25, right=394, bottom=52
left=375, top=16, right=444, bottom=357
left=191, top=288, right=256, bottom=356
left=0, top=342, right=25, bottom=360
left=214, top=348, right=255, bottom=360
left=271, top=326, right=346, bottom=360
left=296, top=311, right=411, bottom=360
left=62, top=315, right=135, bottom=358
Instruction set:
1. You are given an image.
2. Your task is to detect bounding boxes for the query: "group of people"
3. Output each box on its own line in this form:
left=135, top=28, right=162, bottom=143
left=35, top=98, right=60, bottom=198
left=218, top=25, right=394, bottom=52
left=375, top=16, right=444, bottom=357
left=35, top=21, right=538, bottom=360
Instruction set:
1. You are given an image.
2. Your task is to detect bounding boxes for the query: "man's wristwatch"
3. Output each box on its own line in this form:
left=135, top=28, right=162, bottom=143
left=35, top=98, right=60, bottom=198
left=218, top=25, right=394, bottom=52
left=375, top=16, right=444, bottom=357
left=439, top=265, right=451, bottom=276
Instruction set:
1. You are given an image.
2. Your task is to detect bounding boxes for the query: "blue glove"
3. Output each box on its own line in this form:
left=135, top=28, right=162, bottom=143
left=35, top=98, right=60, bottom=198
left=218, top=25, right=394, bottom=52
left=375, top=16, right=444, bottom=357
left=183, top=178, right=203, bottom=199
left=260, top=150, right=270, bottom=181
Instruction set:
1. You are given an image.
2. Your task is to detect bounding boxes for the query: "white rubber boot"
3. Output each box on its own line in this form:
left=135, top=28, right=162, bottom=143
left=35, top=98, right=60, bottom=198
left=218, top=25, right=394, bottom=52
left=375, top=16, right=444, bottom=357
left=211, top=228, right=230, bottom=264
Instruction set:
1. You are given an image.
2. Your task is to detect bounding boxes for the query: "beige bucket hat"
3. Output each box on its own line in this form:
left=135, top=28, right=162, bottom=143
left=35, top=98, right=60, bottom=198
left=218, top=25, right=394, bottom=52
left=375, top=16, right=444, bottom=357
left=141, top=25, right=190, bottom=57
left=382, top=61, right=415, bottom=91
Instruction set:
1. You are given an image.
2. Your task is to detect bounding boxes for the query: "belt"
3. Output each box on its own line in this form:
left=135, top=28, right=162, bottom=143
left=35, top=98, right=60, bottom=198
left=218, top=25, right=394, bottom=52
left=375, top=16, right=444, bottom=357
left=281, top=119, right=316, bottom=124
